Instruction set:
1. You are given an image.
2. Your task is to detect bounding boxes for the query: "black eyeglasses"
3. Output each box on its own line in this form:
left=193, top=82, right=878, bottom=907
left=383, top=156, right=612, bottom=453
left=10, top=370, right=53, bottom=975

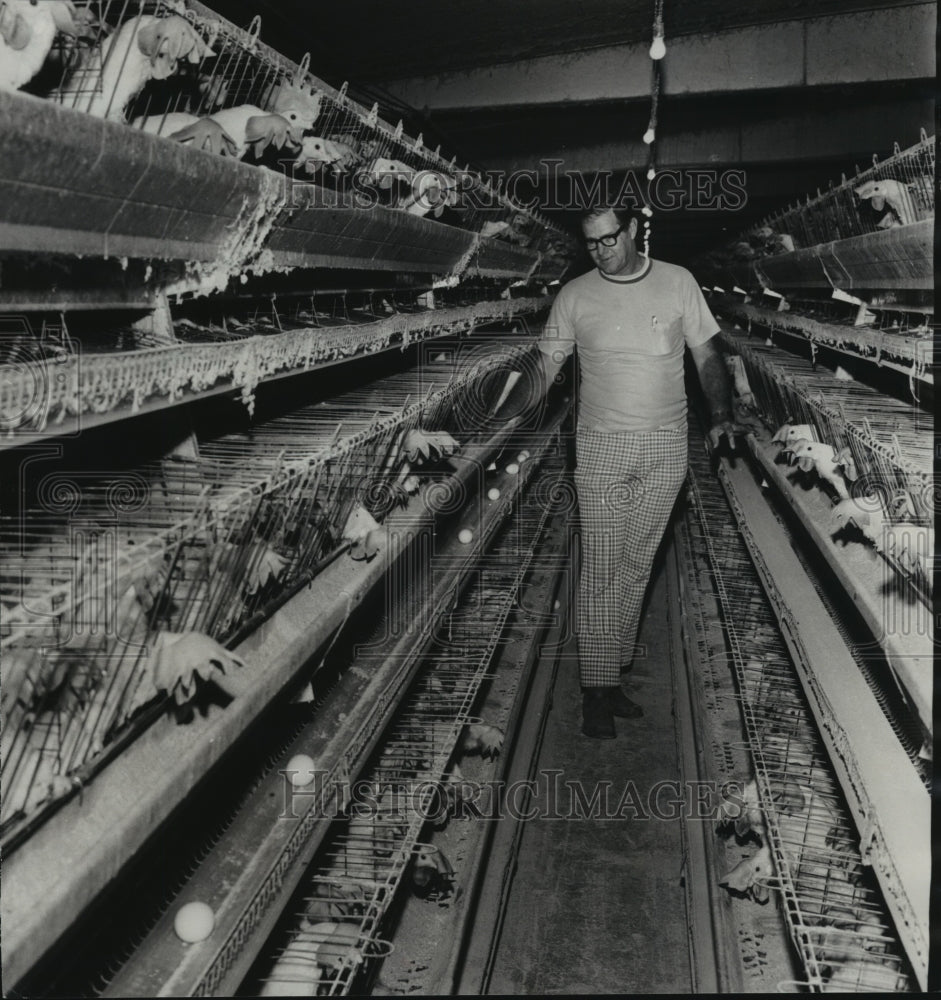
left=583, top=224, right=626, bottom=251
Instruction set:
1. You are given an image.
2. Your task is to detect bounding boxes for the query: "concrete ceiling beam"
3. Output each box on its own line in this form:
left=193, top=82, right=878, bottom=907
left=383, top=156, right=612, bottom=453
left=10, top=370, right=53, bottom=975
left=452, top=96, right=935, bottom=174
left=380, top=5, right=935, bottom=111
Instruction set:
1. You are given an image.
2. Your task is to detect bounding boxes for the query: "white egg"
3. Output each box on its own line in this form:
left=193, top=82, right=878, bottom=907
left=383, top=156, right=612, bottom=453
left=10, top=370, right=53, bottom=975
left=286, top=754, right=317, bottom=787
left=517, top=450, right=530, bottom=462
left=487, top=488, right=500, bottom=501
left=458, top=529, right=473, bottom=544
left=174, top=901, right=215, bottom=943
left=505, top=463, right=519, bottom=475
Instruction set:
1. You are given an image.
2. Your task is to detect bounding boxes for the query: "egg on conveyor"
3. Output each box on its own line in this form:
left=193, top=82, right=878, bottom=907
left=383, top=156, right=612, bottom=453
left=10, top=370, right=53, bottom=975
left=174, top=901, right=215, bottom=943
left=458, top=529, right=474, bottom=544
left=505, top=463, right=519, bottom=475
left=487, top=488, right=501, bottom=500
left=517, top=450, right=530, bottom=462
left=285, top=753, right=317, bottom=787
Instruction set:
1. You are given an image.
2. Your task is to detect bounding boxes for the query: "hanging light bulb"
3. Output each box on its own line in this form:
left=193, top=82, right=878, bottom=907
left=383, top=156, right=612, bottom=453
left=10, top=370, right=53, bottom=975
left=643, top=127, right=655, bottom=144
left=649, top=30, right=666, bottom=60
left=647, top=166, right=656, bottom=181
left=642, top=205, right=653, bottom=217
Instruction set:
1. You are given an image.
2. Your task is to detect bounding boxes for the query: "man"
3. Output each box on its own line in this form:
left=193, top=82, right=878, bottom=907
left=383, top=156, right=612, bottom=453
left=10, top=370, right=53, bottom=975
left=538, top=204, right=737, bottom=739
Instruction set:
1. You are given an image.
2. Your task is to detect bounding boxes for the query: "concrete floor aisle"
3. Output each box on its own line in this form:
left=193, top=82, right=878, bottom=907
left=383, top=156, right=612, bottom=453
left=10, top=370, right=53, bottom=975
left=487, top=544, right=693, bottom=995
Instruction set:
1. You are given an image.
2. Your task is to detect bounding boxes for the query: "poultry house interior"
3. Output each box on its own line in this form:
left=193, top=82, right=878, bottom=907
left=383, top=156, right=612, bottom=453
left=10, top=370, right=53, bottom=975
left=0, top=0, right=935, bottom=995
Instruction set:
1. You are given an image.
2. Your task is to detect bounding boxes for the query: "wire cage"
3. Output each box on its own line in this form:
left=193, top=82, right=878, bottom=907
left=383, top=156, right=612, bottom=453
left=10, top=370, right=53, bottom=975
left=718, top=330, right=932, bottom=603
left=693, top=131, right=934, bottom=278
left=763, top=131, right=935, bottom=248
left=0, top=339, right=533, bottom=838
left=684, top=440, right=917, bottom=994
left=243, top=475, right=552, bottom=997
left=0, top=297, right=548, bottom=443
left=6, top=0, right=575, bottom=264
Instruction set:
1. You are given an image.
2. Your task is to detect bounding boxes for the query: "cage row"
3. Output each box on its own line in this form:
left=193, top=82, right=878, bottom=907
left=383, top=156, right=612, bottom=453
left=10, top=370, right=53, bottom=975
left=1, top=0, right=573, bottom=261
left=0, top=340, right=530, bottom=835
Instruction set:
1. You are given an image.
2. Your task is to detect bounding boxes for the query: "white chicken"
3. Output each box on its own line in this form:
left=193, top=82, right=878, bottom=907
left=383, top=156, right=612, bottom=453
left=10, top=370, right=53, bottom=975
left=401, top=428, right=460, bottom=463
left=324, top=136, right=363, bottom=173
left=462, top=722, right=504, bottom=760
left=61, top=14, right=214, bottom=121
left=772, top=422, right=817, bottom=446
left=855, top=179, right=916, bottom=227
left=294, top=135, right=344, bottom=175
left=789, top=440, right=858, bottom=499
left=401, top=170, right=458, bottom=217
left=362, top=156, right=414, bottom=190
left=150, top=630, right=246, bottom=708
left=132, top=111, right=238, bottom=156
left=202, top=104, right=303, bottom=159
left=0, top=0, right=92, bottom=91
left=261, top=79, right=322, bottom=132
left=830, top=494, right=889, bottom=551
left=719, top=843, right=774, bottom=904
left=341, top=503, right=383, bottom=561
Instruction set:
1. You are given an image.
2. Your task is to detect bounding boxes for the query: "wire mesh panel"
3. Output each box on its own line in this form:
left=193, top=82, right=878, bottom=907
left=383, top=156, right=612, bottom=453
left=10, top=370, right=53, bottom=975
left=692, top=132, right=934, bottom=294
left=11, top=0, right=572, bottom=251
left=715, top=302, right=931, bottom=383
left=244, top=477, right=553, bottom=998
left=0, top=338, right=534, bottom=839
left=4, top=1, right=576, bottom=278
left=683, top=434, right=916, bottom=993
left=719, top=330, right=932, bottom=594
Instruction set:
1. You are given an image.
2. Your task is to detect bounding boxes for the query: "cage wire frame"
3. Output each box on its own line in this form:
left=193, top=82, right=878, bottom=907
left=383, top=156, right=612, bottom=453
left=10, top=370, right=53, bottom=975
left=38, top=0, right=572, bottom=256
left=718, top=333, right=933, bottom=605
left=715, top=132, right=934, bottom=257
left=0, top=341, right=532, bottom=836
left=715, top=303, right=931, bottom=385
left=683, top=448, right=914, bottom=993
left=204, top=466, right=555, bottom=997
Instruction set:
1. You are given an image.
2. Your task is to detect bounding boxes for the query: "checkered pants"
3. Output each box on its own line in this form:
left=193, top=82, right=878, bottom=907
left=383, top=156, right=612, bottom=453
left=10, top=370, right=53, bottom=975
left=574, top=426, right=688, bottom=687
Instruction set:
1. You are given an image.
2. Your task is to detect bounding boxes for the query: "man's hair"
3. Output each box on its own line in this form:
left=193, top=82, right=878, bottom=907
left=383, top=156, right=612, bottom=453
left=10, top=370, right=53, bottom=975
left=580, top=204, right=638, bottom=230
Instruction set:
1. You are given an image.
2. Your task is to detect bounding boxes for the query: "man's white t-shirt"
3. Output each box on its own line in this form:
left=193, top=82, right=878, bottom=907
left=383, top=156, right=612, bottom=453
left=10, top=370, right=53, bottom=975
left=539, top=256, right=720, bottom=433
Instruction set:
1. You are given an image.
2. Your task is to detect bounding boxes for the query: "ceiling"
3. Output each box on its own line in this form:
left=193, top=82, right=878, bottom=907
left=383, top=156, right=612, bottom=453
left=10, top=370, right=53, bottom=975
left=239, top=0, right=922, bottom=81
left=220, top=0, right=934, bottom=264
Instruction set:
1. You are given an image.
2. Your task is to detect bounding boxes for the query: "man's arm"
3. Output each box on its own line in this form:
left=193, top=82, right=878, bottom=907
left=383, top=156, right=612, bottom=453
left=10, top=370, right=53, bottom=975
left=688, top=336, right=737, bottom=452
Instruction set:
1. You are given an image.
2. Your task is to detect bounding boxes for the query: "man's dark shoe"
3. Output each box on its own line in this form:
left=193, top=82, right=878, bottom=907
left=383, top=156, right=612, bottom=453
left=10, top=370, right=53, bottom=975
left=582, top=686, right=616, bottom=739
left=612, top=687, right=644, bottom=718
